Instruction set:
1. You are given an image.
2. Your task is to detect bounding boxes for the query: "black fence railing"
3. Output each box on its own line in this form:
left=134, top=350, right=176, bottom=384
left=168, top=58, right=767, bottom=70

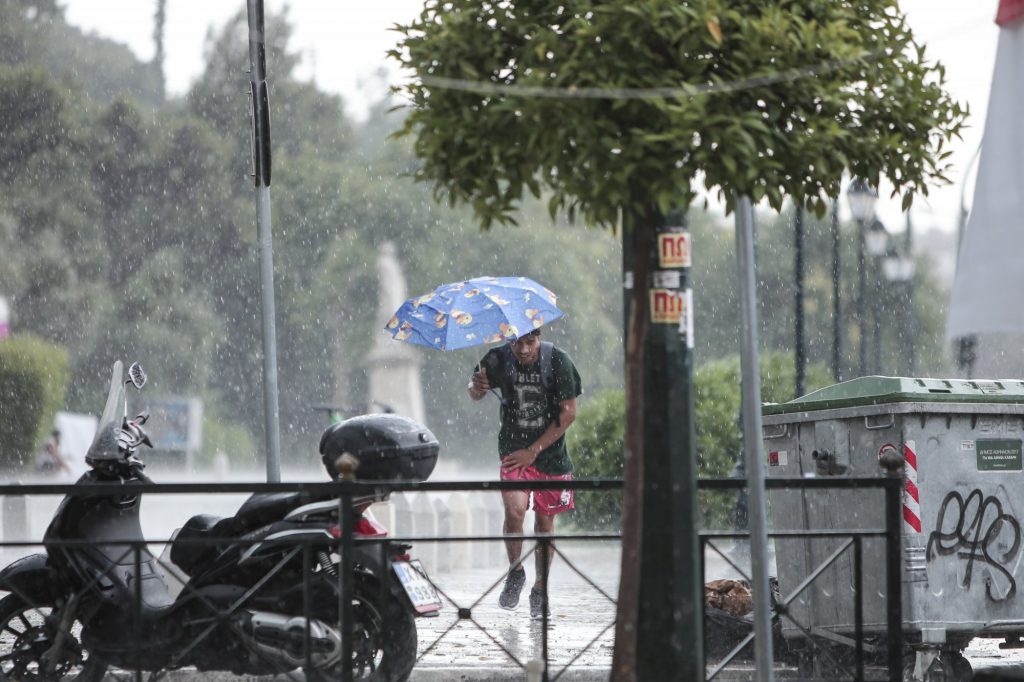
left=699, top=476, right=904, bottom=681
left=0, top=475, right=902, bottom=681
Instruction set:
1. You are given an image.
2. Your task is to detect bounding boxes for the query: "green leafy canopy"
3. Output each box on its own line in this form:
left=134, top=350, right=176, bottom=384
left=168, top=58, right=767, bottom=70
left=391, top=0, right=966, bottom=226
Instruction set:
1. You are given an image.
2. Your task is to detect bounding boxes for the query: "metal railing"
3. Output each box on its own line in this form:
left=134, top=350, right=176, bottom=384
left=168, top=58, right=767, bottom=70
left=700, top=476, right=904, bottom=681
left=0, top=475, right=902, bottom=681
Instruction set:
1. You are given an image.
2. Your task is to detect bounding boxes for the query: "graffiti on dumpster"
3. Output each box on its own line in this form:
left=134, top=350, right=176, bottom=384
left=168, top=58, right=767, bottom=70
left=926, top=489, right=1021, bottom=602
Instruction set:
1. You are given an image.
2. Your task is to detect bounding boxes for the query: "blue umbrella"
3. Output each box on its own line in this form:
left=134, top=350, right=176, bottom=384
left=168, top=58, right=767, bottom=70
left=385, top=276, right=563, bottom=351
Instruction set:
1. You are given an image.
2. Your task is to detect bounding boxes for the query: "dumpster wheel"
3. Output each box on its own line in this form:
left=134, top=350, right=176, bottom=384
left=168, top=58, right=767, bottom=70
left=903, top=648, right=972, bottom=682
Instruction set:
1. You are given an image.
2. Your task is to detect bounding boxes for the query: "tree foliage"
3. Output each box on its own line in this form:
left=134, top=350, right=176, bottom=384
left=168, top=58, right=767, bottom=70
left=392, top=0, right=966, bottom=226
left=0, top=3, right=960, bottom=480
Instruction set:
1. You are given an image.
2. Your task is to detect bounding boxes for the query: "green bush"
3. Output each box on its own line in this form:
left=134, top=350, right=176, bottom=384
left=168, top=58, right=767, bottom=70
left=695, top=352, right=833, bottom=529
left=567, top=352, right=833, bottom=530
left=199, top=410, right=258, bottom=470
left=568, top=390, right=625, bottom=530
left=0, top=334, right=69, bottom=468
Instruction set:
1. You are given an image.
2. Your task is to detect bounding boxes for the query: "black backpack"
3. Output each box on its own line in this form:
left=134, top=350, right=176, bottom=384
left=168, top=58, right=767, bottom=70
left=496, top=341, right=556, bottom=426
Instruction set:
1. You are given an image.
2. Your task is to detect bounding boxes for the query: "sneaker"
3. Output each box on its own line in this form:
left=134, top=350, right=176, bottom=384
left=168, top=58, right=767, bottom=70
left=529, top=586, right=547, bottom=620
left=499, top=568, right=526, bottom=609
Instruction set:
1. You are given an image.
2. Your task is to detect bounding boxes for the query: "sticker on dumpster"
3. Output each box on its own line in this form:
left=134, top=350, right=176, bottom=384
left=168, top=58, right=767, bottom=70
left=961, top=440, right=976, bottom=451
left=767, top=450, right=787, bottom=466
left=977, top=439, right=1023, bottom=472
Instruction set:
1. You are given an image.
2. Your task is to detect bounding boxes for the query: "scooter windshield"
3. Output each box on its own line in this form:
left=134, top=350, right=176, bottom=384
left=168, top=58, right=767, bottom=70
left=85, top=361, right=126, bottom=463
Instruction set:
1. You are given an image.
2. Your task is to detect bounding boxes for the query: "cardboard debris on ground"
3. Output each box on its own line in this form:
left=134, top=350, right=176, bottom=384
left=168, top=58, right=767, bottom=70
left=704, top=578, right=753, bottom=618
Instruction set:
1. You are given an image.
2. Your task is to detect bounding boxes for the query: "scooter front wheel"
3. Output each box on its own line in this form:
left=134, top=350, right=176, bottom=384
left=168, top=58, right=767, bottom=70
left=0, top=593, right=107, bottom=681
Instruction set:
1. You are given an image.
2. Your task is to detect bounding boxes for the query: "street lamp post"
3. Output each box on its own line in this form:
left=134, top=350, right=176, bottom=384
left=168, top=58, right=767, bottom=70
left=865, top=219, right=889, bottom=374
left=794, top=205, right=805, bottom=398
left=830, top=202, right=842, bottom=382
left=847, top=179, right=879, bottom=377
left=881, top=221, right=916, bottom=376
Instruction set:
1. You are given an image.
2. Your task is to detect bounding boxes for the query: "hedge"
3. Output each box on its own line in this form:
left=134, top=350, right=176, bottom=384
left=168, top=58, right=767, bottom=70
left=568, top=351, right=833, bottom=530
left=0, top=334, right=69, bottom=469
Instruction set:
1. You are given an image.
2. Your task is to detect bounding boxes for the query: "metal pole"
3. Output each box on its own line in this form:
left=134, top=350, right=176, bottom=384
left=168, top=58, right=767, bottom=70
left=872, top=254, right=882, bottom=375
left=882, top=460, right=904, bottom=678
left=794, top=205, right=805, bottom=398
left=857, top=217, right=867, bottom=377
left=246, top=0, right=282, bottom=482
left=831, top=202, right=842, bottom=382
left=905, top=211, right=915, bottom=376
left=734, top=195, right=775, bottom=681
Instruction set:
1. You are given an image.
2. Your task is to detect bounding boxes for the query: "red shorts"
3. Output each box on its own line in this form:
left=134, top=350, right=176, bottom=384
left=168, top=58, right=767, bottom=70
left=500, top=465, right=574, bottom=515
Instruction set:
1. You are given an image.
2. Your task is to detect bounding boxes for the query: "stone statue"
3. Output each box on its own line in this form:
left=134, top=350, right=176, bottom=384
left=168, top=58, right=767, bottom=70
left=364, top=242, right=426, bottom=423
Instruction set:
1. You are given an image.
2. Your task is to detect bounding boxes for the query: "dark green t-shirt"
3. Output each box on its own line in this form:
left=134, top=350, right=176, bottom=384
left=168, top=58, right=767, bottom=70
left=476, top=344, right=583, bottom=474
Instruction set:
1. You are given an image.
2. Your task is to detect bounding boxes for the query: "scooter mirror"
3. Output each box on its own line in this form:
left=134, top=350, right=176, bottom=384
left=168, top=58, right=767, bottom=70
left=127, top=362, right=147, bottom=389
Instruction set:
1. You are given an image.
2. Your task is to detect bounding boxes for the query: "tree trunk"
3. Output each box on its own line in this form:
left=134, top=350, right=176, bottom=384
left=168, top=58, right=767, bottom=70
left=611, top=215, right=653, bottom=681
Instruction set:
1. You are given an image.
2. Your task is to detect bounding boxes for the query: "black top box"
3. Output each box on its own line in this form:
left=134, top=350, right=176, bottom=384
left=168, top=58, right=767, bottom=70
left=319, top=414, right=439, bottom=482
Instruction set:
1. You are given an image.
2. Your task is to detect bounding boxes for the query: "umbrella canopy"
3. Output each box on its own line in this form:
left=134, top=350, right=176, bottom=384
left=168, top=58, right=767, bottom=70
left=384, top=276, right=563, bottom=351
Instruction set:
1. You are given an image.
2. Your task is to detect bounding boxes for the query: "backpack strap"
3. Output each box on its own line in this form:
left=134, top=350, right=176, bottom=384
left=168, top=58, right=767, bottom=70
left=539, top=341, right=554, bottom=391
left=539, top=341, right=559, bottom=425
left=498, top=345, right=515, bottom=424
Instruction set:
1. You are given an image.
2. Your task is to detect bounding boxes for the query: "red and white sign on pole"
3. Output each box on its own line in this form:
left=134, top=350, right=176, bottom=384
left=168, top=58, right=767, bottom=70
left=0, top=296, right=9, bottom=339
left=657, top=232, right=691, bottom=268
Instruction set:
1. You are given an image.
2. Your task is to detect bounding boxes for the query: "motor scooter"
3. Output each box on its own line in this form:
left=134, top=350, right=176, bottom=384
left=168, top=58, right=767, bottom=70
left=0, top=360, right=441, bottom=681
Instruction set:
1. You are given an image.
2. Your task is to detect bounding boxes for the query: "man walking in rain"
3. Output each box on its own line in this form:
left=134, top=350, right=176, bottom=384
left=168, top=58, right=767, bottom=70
left=468, top=328, right=582, bottom=619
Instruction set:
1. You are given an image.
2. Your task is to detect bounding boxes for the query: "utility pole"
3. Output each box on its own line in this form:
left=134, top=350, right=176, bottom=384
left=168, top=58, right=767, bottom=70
left=246, top=0, right=282, bottom=482
left=620, top=210, right=702, bottom=681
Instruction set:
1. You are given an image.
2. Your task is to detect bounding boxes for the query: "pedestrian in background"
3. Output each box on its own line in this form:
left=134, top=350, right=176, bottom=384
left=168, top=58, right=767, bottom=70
left=35, top=429, right=70, bottom=475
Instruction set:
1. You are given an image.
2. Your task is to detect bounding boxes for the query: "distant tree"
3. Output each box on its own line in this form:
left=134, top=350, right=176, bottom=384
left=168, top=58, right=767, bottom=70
left=0, top=66, right=68, bottom=183
left=392, top=1, right=965, bottom=676
left=691, top=205, right=952, bottom=379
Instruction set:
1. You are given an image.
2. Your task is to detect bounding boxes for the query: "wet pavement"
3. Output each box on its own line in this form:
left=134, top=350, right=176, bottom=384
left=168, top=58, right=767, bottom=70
left=415, top=540, right=621, bottom=675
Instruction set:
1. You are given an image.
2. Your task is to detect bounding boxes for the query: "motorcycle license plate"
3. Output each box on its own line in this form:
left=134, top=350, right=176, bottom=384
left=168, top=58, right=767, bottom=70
left=393, top=560, right=442, bottom=614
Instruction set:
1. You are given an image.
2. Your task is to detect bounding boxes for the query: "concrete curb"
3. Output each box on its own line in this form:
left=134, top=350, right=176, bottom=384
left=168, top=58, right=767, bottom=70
left=104, top=664, right=803, bottom=681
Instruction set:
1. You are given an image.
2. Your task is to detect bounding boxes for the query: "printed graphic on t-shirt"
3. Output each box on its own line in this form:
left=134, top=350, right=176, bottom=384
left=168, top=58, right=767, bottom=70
left=512, top=370, right=547, bottom=428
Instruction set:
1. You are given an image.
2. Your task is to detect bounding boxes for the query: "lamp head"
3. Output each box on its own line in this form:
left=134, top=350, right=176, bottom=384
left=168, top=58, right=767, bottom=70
left=847, top=178, right=878, bottom=223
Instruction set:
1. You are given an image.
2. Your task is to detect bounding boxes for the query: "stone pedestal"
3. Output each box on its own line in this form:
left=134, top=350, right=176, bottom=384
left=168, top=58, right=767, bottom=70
left=364, top=242, right=425, bottom=423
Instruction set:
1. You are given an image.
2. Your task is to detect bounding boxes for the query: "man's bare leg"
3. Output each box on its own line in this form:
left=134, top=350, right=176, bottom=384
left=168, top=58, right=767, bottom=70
left=501, top=489, right=529, bottom=567
left=533, top=512, right=556, bottom=589
left=498, top=490, right=530, bottom=609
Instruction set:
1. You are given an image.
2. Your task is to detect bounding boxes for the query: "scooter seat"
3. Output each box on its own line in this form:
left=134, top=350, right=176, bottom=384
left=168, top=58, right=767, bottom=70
left=170, top=513, right=224, bottom=575
left=212, top=492, right=310, bottom=537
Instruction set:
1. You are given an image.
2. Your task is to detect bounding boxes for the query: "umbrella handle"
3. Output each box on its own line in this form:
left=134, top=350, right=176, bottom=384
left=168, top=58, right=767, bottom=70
left=474, top=363, right=507, bottom=404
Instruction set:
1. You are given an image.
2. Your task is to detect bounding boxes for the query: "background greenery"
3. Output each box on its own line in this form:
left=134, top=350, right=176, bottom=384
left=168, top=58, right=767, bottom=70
left=569, top=352, right=833, bottom=530
left=1, top=1, right=953, bottom=473
left=0, top=334, right=69, bottom=468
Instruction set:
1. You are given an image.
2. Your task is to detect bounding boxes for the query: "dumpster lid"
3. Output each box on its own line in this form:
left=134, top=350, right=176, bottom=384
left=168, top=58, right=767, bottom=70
left=762, top=376, right=1024, bottom=415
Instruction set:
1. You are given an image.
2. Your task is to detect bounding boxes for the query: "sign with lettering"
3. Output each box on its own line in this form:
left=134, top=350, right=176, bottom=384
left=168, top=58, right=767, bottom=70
left=658, top=232, right=691, bottom=268
left=977, top=439, right=1022, bottom=471
left=650, top=288, right=685, bottom=324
